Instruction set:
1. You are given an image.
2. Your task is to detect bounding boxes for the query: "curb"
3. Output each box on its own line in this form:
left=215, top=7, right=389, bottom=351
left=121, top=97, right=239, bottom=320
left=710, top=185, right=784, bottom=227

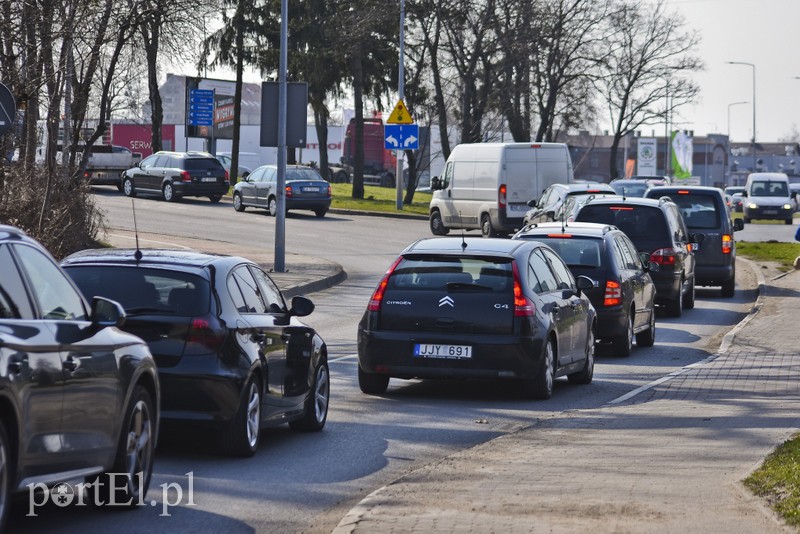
left=281, top=268, right=348, bottom=299
left=220, top=195, right=429, bottom=221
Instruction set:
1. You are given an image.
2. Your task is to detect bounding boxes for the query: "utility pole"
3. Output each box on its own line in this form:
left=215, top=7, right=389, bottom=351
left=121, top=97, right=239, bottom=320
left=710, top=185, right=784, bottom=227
left=395, top=0, right=405, bottom=210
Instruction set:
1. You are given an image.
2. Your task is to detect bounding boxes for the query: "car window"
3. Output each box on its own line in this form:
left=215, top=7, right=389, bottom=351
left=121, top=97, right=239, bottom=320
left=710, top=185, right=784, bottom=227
left=185, top=158, right=225, bottom=171
left=577, top=205, right=668, bottom=241
left=249, top=266, right=286, bottom=312
left=528, top=249, right=558, bottom=294
left=535, top=237, right=602, bottom=268
left=13, top=244, right=87, bottom=321
left=140, top=155, right=159, bottom=168
left=615, top=237, right=639, bottom=270
left=0, top=244, right=35, bottom=319
left=666, top=205, right=687, bottom=242
left=667, top=194, right=721, bottom=229
left=230, top=266, right=266, bottom=313
left=541, top=248, right=575, bottom=290
left=264, top=167, right=277, bottom=183
left=248, top=167, right=266, bottom=182
left=442, top=161, right=453, bottom=188
left=387, top=257, right=512, bottom=293
left=286, top=169, right=324, bottom=182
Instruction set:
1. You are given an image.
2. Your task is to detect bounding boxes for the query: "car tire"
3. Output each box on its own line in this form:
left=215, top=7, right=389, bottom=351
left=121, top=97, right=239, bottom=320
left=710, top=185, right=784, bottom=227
left=666, top=282, right=683, bottom=318
left=785, top=218, right=793, bottom=225
left=381, top=173, right=395, bottom=188
left=94, top=386, right=155, bottom=507
left=162, top=182, right=179, bottom=202
left=208, top=194, right=222, bottom=203
left=233, top=192, right=246, bottom=212
left=523, top=338, right=555, bottom=400
left=335, top=170, right=348, bottom=184
left=721, top=276, right=735, bottom=298
left=430, top=210, right=449, bottom=235
left=220, top=377, right=261, bottom=457
left=289, top=361, right=330, bottom=432
left=358, top=365, right=389, bottom=395
left=568, top=327, right=594, bottom=385
left=122, top=177, right=136, bottom=198
left=611, top=312, right=633, bottom=357
left=268, top=196, right=278, bottom=217
left=683, top=277, right=695, bottom=309
left=635, top=310, right=656, bottom=347
left=481, top=213, right=498, bottom=238
left=314, top=208, right=327, bottom=218
left=0, top=420, right=10, bottom=531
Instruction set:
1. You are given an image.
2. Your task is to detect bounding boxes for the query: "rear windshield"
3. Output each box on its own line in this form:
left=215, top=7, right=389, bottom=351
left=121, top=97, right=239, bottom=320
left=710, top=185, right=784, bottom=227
left=520, top=237, right=602, bottom=267
left=576, top=205, right=668, bottom=240
left=65, top=266, right=211, bottom=316
left=610, top=182, right=649, bottom=197
left=750, top=180, right=789, bottom=197
left=185, top=158, right=225, bottom=172
left=389, top=256, right=513, bottom=293
left=286, top=169, right=325, bottom=182
left=662, top=193, right=720, bottom=229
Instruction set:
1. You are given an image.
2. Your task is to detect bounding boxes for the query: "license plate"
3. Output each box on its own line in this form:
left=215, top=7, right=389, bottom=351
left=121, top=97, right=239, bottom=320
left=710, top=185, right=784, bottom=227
left=413, top=343, right=472, bottom=359
left=302, top=186, right=320, bottom=192
left=508, top=204, right=528, bottom=212
left=202, top=177, right=217, bottom=182
left=763, top=210, right=777, bottom=215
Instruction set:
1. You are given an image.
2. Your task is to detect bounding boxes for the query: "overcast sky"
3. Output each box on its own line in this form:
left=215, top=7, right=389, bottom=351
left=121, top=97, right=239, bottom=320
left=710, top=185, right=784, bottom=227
left=664, top=0, right=800, bottom=142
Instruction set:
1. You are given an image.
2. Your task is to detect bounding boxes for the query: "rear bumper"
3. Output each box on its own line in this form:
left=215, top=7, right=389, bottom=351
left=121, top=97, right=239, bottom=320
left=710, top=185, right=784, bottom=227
left=595, top=308, right=628, bottom=340
left=651, top=272, right=682, bottom=304
left=357, top=328, right=545, bottom=380
left=695, top=263, right=735, bottom=285
left=173, top=183, right=229, bottom=197
left=287, top=198, right=332, bottom=212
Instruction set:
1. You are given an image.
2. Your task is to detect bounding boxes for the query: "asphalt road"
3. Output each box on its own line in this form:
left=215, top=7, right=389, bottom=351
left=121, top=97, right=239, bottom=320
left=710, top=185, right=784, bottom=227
left=7, top=188, right=764, bottom=532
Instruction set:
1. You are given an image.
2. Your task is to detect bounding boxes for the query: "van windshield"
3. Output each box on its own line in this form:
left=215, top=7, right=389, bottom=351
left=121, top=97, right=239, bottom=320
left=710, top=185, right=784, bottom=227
left=751, top=181, right=788, bottom=197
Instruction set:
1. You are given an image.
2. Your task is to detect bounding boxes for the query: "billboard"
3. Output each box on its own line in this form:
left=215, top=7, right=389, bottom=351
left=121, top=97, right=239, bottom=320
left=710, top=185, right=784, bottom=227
left=671, top=130, right=693, bottom=179
left=185, top=77, right=237, bottom=140
left=636, top=137, right=657, bottom=176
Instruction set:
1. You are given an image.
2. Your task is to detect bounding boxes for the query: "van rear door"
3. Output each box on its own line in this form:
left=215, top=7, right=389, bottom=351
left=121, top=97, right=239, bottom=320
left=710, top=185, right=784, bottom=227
left=504, top=144, right=573, bottom=220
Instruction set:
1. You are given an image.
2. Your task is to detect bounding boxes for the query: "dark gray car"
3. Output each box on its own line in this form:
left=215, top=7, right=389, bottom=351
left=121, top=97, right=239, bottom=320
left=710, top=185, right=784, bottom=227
left=122, top=151, right=229, bottom=203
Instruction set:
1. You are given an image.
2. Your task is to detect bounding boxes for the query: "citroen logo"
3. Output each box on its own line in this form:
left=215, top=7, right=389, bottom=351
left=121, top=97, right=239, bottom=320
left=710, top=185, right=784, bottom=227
left=439, top=296, right=455, bottom=307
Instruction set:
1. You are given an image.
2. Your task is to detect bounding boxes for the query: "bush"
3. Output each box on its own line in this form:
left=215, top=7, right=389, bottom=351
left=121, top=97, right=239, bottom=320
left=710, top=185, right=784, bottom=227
left=0, top=165, right=104, bottom=259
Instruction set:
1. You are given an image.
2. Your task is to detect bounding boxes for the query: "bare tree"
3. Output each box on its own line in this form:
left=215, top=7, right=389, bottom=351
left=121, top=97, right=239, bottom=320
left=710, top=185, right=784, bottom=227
left=597, top=0, right=701, bottom=179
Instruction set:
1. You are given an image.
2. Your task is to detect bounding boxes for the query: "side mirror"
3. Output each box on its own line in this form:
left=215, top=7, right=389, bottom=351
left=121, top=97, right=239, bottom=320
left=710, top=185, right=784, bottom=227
left=430, top=176, right=442, bottom=190
left=527, top=198, right=537, bottom=208
left=545, top=210, right=556, bottom=220
left=91, top=297, right=126, bottom=328
left=733, top=218, right=744, bottom=231
left=289, top=295, right=315, bottom=317
left=647, top=261, right=660, bottom=272
left=742, top=191, right=748, bottom=197
left=638, top=251, right=651, bottom=265
left=690, top=232, right=706, bottom=244
left=575, top=275, right=595, bottom=295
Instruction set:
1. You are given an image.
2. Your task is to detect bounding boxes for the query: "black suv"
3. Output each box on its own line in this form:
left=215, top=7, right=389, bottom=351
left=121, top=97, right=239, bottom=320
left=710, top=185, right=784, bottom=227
left=574, top=196, right=704, bottom=317
left=513, top=222, right=657, bottom=356
left=122, top=151, right=229, bottom=203
left=524, top=183, right=616, bottom=225
left=0, top=226, right=160, bottom=528
left=645, top=186, right=743, bottom=297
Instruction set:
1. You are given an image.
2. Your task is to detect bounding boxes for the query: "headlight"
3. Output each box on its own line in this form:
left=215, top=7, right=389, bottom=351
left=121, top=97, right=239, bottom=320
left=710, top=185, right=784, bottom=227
left=784, top=204, right=792, bottom=210
left=748, top=203, right=758, bottom=209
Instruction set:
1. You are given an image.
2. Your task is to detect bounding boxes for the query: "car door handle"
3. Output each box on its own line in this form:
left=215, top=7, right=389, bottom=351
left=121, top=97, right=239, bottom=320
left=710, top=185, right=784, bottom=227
left=63, top=355, right=79, bottom=372
left=8, top=355, right=27, bottom=374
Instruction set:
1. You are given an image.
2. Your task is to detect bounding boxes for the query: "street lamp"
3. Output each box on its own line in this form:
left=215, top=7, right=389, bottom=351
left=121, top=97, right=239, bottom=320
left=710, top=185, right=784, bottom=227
left=727, top=101, right=748, bottom=187
left=726, top=61, right=756, bottom=172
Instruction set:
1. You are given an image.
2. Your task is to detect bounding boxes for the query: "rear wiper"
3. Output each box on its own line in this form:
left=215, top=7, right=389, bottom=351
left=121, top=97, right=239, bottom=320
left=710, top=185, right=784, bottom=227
left=125, top=307, right=175, bottom=315
left=446, top=282, right=493, bottom=291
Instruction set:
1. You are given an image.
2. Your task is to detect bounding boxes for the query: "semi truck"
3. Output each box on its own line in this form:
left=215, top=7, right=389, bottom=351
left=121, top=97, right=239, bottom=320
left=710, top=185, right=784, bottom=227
left=328, top=118, right=397, bottom=187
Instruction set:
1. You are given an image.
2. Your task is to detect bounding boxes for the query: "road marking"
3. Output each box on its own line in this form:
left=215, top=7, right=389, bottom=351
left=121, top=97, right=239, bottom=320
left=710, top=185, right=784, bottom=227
left=330, top=354, right=357, bottom=363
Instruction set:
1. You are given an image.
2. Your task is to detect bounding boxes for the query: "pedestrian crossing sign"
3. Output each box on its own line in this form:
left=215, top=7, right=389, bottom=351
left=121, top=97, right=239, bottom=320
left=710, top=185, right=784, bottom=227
left=387, top=99, right=413, bottom=124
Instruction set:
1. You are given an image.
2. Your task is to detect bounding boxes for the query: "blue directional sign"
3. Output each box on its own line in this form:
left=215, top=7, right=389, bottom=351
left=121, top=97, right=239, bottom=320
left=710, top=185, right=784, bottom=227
left=384, top=124, right=419, bottom=150
left=189, top=88, right=214, bottom=126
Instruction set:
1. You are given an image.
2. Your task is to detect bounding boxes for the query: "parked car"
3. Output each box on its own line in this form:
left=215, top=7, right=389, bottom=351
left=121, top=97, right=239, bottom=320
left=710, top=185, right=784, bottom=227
left=0, top=226, right=159, bottom=528
left=357, top=237, right=597, bottom=400
left=646, top=186, right=743, bottom=297
left=62, top=249, right=329, bottom=457
left=609, top=179, right=651, bottom=198
left=122, top=151, right=229, bottom=203
left=742, top=172, right=794, bottom=224
left=724, top=186, right=746, bottom=198
left=523, top=182, right=616, bottom=225
left=513, top=222, right=657, bottom=356
left=232, top=165, right=332, bottom=217
left=216, top=154, right=253, bottom=179
left=574, top=196, right=704, bottom=317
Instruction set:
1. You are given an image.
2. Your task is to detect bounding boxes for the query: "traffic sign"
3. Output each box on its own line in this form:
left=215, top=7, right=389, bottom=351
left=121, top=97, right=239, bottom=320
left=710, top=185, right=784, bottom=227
left=189, top=88, right=214, bottom=127
left=0, top=82, right=16, bottom=137
left=384, top=124, right=419, bottom=150
left=386, top=99, right=412, bottom=124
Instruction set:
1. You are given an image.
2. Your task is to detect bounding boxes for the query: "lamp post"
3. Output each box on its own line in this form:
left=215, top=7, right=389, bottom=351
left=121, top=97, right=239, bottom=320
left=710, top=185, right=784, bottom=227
left=726, top=61, right=756, bottom=173
left=727, top=100, right=749, bottom=187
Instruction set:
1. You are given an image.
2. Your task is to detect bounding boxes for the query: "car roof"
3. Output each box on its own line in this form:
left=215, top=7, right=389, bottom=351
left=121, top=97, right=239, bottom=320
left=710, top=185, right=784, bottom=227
left=515, top=222, right=618, bottom=238
left=403, top=237, right=539, bottom=257
left=154, top=151, right=216, bottom=159
left=60, top=248, right=247, bottom=273
left=577, top=195, right=669, bottom=208
left=647, top=185, right=723, bottom=196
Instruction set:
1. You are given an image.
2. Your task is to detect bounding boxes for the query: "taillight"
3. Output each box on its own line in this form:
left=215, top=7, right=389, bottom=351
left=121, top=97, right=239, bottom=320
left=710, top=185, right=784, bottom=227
left=187, top=315, right=226, bottom=351
left=650, top=248, right=677, bottom=265
left=511, top=261, right=535, bottom=316
left=224, top=170, right=229, bottom=182
left=722, top=234, right=732, bottom=254
left=604, top=280, right=622, bottom=306
left=180, top=170, right=191, bottom=182
left=499, top=184, right=507, bottom=209
left=367, top=257, right=403, bottom=312
left=285, top=185, right=293, bottom=198
left=326, top=184, right=332, bottom=197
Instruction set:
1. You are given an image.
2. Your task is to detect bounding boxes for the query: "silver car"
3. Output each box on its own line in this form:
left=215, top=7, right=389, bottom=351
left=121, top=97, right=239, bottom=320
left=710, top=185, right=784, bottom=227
left=232, top=165, right=332, bottom=217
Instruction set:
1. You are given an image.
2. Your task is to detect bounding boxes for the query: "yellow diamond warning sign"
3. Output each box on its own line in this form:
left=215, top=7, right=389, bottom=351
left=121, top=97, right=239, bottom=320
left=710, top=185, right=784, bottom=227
left=387, top=99, right=413, bottom=124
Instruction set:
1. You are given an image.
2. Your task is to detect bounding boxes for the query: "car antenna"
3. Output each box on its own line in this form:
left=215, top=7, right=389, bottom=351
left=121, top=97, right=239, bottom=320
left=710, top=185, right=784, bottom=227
left=131, top=198, right=142, bottom=262
left=458, top=211, right=467, bottom=251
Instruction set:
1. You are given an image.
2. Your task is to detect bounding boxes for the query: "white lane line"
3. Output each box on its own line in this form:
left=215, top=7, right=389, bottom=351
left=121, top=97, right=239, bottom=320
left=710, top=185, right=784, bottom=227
left=330, top=354, right=358, bottom=363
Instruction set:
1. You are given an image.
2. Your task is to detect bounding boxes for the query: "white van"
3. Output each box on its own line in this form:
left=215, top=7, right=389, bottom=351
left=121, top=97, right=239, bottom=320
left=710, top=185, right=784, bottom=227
left=429, top=142, right=574, bottom=236
left=743, top=172, right=794, bottom=224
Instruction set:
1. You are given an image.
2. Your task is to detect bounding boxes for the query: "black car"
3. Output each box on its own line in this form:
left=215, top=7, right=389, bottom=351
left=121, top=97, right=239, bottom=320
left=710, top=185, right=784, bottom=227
left=0, top=226, right=159, bottom=528
left=645, top=186, right=743, bottom=297
left=523, top=182, right=617, bottom=225
left=62, top=249, right=329, bottom=457
left=232, top=165, right=332, bottom=217
left=574, top=196, right=703, bottom=317
left=122, top=151, right=229, bottom=203
left=513, top=222, right=657, bottom=356
left=357, top=237, right=597, bottom=400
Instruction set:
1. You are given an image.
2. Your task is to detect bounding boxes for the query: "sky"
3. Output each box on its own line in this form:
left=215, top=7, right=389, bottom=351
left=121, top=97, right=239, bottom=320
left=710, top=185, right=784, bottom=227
left=195, top=0, right=800, bottom=143
left=664, top=0, right=800, bottom=142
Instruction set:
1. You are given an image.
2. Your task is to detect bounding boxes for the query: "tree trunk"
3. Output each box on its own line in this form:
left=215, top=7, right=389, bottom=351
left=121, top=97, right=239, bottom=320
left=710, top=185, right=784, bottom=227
left=313, top=103, right=330, bottom=180
left=350, top=48, right=365, bottom=200
left=609, top=135, right=622, bottom=180
left=230, top=2, right=245, bottom=185
left=403, top=148, right=417, bottom=205
left=143, top=16, right=164, bottom=154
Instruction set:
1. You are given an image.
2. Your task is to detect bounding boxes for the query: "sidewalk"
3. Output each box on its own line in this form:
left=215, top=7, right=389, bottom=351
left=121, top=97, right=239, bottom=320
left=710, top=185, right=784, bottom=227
left=333, top=261, right=800, bottom=533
